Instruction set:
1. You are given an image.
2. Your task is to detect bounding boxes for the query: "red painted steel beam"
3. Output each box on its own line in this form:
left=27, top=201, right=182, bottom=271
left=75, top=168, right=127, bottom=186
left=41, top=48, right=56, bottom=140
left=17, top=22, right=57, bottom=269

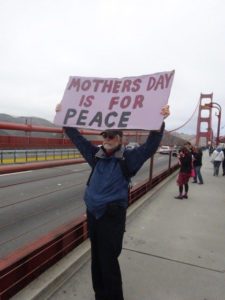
left=0, top=159, right=85, bottom=175
left=0, top=121, right=62, bottom=133
left=0, top=121, right=100, bottom=135
left=0, top=121, right=148, bottom=136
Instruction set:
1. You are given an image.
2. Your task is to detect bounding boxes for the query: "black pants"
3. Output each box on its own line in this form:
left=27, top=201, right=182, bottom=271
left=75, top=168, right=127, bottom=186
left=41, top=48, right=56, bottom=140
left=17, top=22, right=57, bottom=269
left=213, top=161, right=221, bottom=176
left=87, top=204, right=126, bottom=300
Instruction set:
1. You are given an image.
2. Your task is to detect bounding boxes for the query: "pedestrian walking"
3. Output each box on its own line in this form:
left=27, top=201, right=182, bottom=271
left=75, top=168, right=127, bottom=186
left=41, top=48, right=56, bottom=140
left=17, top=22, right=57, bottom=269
left=175, top=146, right=192, bottom=199
left=211, top=146, right=224, bottom=176
left=208, top=145, right=214, bottom=156
left=192, top=146, right=204, bottom=184
left=55, top=103, right=170, bottom=300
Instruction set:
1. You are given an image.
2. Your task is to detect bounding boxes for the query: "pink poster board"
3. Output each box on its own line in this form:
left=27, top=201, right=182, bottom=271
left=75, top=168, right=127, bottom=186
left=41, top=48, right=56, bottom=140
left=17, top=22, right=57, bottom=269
left=54, top=70, right=174, bottom=131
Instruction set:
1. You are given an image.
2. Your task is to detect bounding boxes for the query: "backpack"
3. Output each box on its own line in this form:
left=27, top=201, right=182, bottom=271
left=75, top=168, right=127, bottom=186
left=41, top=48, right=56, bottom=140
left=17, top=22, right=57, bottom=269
left=86, top=155, right=135, bottom=187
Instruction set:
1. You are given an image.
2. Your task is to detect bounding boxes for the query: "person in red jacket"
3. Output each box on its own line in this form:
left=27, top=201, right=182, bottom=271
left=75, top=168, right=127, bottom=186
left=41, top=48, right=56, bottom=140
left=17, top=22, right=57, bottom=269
left=175, top=146, right=192, bottom=199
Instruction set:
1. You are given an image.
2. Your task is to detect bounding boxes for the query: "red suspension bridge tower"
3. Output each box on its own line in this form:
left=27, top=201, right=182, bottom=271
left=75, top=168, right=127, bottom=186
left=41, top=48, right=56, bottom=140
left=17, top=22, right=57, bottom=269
left=195, top=93, right=213, bottom=146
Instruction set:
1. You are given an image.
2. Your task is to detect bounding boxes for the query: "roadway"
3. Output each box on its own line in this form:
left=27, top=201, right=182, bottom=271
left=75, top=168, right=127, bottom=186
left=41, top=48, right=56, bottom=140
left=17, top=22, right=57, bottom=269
left=0, top=153, right=178, bottom=258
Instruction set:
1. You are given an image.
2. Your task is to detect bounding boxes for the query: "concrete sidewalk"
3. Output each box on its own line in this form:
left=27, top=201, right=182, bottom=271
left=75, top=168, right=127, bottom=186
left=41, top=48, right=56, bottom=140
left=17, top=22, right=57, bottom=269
left=13, top=153, right=225, bottom=300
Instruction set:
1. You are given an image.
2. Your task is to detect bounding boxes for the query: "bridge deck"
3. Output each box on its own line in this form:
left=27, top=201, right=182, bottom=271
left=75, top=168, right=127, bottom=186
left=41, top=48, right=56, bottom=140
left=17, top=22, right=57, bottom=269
left=13, top=153, right=225, bottom=300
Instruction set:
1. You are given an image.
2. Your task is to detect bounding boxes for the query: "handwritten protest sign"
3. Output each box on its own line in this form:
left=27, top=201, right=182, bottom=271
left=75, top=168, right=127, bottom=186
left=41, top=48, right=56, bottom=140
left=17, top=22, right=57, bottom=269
left=54, top=70, right=174, bottom=130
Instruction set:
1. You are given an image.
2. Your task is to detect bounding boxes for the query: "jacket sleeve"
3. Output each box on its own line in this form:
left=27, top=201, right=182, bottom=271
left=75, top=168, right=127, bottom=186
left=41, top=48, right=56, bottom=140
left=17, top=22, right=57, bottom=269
left=64, top=127, right=98, bottom=167
left=124, top=122, right=165, bottom=175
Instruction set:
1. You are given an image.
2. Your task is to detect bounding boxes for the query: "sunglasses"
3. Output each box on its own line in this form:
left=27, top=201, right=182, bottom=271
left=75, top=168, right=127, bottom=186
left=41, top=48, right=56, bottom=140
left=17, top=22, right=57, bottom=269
left=102, top=133, right=116, bottom=140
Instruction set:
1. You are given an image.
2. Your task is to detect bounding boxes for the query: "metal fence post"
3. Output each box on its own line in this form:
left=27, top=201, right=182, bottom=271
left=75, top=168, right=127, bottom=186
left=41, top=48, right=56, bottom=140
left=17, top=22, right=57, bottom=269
left=149, top=155, right=154, bottom=188
left=168, top=151, right=172, bottom=172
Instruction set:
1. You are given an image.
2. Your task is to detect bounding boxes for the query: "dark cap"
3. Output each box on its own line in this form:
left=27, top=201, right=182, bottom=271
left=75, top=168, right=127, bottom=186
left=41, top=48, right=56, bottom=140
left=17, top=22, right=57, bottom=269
left=100, top=129, right=123, bottom=137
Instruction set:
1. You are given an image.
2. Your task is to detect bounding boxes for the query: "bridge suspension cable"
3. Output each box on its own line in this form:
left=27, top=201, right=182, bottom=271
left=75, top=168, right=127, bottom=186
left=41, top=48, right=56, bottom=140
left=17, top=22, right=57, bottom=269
left=168, top=99, right=200, bottom=133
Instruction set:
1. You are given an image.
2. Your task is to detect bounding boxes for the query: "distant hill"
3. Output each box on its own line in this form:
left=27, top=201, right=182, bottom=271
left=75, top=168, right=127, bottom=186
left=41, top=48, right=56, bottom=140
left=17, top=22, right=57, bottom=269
left=171, top=132, right=196, bottom=145
left=0, top=113, right=55, bottom=127
left=0, top=113, right=59, bottom=137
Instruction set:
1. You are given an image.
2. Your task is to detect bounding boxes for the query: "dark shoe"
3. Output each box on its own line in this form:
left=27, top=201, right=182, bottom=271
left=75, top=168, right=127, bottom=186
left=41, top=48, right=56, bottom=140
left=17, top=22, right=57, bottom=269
left=192, top=181, right=197, bottom=183
left=174, top=195, right=183, bottom=199
left=183, top=195, right=188, bottom=199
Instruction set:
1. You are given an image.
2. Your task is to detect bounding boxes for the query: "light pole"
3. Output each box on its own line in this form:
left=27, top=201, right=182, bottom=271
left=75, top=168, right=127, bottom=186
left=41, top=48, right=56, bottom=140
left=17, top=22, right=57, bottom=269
left=205, top=102, right=222, bottom=146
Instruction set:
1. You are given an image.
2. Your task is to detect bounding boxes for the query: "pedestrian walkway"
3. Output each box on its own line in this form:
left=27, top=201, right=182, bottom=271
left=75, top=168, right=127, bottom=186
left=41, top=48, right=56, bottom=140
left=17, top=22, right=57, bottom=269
left=13, top=152, right=225, bottom=300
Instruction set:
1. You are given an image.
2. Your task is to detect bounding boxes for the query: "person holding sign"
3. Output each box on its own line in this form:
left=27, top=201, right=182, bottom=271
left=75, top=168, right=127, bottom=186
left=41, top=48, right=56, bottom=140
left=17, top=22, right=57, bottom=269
left=55, top=103, right=170, bottom=300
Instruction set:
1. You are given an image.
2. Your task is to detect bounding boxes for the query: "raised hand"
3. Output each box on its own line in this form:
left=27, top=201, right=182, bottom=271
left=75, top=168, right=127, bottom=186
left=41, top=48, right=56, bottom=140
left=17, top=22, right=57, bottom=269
left=160, top=105, right=170, bottom=119
left=55, top=103, right=62, bottom=112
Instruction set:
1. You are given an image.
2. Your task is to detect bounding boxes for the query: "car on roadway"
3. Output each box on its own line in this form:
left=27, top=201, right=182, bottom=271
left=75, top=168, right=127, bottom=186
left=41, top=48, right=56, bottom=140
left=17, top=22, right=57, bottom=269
left=158, top=145, right=171, bottom=154
left=126, top=142, right=140, bottom=150
left=171, top=146, right=182, bottom=157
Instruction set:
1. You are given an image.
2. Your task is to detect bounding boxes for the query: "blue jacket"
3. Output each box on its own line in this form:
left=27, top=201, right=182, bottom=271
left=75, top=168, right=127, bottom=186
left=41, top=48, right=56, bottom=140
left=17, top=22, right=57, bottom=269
left=65, top=124, right=164, bottom=219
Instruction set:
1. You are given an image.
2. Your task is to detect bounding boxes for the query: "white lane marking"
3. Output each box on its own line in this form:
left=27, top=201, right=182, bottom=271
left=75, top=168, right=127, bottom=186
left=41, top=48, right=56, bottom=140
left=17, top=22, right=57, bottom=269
left=72, top=168, right=85, bottom=173
left=72, top=163, right=89, bottom=172
left=0, top=171, right=32, bottom=177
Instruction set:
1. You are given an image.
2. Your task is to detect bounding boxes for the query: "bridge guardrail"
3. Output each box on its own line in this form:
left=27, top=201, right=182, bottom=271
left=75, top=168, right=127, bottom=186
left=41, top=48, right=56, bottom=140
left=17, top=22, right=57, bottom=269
left=0, top=149, right=82, bottom=165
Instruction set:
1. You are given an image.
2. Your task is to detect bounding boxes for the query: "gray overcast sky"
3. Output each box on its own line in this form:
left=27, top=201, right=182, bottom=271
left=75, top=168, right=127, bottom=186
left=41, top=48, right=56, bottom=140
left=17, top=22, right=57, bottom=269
left=0, top=0, right=225, bottom=134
